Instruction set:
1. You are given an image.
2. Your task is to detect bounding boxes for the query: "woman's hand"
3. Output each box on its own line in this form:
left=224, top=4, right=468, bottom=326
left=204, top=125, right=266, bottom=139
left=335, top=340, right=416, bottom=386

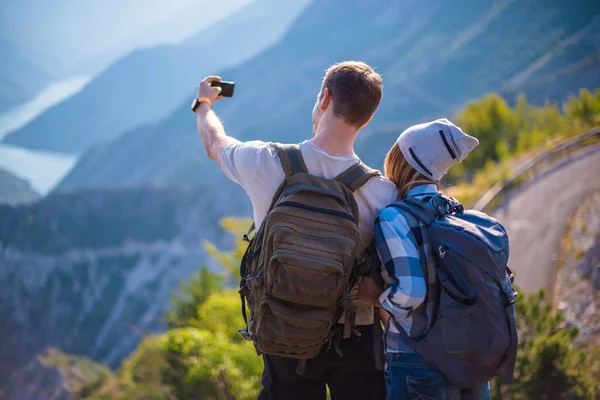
left=356, top=276, right=384, bottom=307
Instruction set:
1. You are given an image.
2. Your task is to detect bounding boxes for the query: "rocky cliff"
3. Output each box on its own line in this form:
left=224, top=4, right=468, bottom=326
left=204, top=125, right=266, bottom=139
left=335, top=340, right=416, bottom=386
left=0, top=184, right=250, bottom=388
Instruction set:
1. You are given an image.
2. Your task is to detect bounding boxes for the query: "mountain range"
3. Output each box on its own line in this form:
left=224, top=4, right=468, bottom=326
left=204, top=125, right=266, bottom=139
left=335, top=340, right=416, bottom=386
left=0, top=40, right=53, bottom=113
left=55, top=0, right=600, bottom=191
left=2, top=0, right=312, bottom=153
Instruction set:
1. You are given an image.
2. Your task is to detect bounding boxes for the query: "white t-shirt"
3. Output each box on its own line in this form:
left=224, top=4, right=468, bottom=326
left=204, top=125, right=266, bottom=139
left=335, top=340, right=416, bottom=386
left=220, top=139, right=399, bottom=324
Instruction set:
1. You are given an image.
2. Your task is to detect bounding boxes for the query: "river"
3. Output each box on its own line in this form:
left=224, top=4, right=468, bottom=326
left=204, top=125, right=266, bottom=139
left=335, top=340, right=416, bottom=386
left=0, top=75, right=91, bottom=194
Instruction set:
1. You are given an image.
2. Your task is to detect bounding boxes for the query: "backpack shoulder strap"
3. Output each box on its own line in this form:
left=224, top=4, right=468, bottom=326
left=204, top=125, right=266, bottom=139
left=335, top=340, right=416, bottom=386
left=335, top=162, right=381, bottom=192
left=271, top=143, right=308, bottom=177
left=393, top=197, right=437, bottom=226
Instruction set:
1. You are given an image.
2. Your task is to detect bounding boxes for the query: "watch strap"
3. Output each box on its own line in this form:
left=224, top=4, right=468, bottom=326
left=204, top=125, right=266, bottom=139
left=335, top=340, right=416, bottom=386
left=192, top=97, right=212, bottom=112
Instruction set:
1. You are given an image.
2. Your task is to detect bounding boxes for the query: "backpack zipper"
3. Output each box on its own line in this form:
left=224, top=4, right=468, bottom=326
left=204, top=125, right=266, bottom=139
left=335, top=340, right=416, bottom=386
left=273, top=250, right=345, bottom=275
left=270, top=226, right=356, bottom=251
left=275, top=201, right=356, bottom=223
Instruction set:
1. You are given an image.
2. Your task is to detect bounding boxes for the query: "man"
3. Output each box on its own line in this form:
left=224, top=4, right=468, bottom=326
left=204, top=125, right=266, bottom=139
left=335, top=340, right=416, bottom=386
left=193, top=61, right=398, bottom=400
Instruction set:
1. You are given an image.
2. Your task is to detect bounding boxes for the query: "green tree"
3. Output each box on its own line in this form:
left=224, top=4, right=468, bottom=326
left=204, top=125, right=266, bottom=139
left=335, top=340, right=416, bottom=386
left=193, top=289, right=246, bottom=343
left=161, top=327, right=262, bottom=400
left=493, top=288, right=598, bottom=399
left=165, top=267, right=225, bottom=328
left=85, top=335, right=173, bottom=400
left=455, top=93, right=518, bottom=172
left=563, top=88, right=600, bottom=127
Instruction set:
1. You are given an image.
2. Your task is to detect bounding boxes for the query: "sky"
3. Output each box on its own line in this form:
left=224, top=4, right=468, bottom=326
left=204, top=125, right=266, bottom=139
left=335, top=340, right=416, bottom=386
left=0, top=0, right=254, bottom=76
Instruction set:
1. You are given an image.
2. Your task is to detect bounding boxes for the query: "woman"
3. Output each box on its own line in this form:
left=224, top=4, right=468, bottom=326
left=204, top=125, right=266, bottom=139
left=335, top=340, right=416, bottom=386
left=358, top=118, right=489, bottom=400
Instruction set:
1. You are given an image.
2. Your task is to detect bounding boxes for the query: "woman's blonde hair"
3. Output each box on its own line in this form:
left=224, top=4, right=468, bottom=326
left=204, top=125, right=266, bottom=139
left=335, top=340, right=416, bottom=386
left=384, top=144, right=437, bottom=199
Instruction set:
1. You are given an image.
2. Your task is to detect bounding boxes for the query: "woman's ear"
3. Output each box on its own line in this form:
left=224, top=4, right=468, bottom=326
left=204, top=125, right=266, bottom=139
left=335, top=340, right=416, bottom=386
left=319, top=88, right=331, bottom=111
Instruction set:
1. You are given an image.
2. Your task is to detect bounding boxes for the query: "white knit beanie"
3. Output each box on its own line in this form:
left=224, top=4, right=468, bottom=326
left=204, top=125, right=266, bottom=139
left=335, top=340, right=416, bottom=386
left=396, top=118, right=479, bottom=181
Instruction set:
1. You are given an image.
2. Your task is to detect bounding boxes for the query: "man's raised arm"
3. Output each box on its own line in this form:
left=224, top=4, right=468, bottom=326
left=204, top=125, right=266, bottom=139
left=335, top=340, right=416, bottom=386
left=194, top=76, right=238, bottom=166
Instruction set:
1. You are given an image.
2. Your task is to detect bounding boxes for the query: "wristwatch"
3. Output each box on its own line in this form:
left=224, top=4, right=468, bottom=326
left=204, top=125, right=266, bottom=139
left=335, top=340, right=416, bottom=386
left=191, top=97, right=212, bottom=112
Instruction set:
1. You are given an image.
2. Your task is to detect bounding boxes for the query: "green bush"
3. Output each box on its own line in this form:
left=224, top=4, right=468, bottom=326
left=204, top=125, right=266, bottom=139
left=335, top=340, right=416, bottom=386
left=162, top=326, right=261, bottom=400
left=493, top=288, right=599, bottom=399
left=86, top=290, right=263, bottom=400
left=193, top=290, right=247, bottom=343
left=84, top=335, right=172, bottom=399
left=165, top=267, right=225, bottom=329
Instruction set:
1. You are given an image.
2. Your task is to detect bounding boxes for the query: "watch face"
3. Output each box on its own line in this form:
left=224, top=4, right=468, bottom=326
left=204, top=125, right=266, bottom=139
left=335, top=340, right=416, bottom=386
left=191, top=98, right=199, bottom=111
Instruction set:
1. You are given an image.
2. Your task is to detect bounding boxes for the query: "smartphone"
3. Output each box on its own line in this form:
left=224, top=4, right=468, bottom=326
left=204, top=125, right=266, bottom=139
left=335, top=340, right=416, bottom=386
left=210, top=80, right=235, bottom=97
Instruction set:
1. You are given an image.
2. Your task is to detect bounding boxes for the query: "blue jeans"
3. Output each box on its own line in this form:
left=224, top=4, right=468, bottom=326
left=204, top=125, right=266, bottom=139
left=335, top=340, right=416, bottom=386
left=384, top=353, right=490, bottom=400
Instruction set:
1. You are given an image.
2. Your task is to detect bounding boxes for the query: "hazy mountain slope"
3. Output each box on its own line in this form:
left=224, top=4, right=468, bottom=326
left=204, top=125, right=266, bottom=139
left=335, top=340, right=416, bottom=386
left=70, top=0, right=254, bottom=75
left=0, top=184, right=250, bottom=388
left=0, top=168, right=41, bottom=204
left=0, top=0, right=250, bottom=77
left=57, top=0, right=600, bottom=191
left=0, top=40, right=52, bottom=112
left=2, top=0, right=312, bottom=153
left=501, top=15, right=600, bottom=105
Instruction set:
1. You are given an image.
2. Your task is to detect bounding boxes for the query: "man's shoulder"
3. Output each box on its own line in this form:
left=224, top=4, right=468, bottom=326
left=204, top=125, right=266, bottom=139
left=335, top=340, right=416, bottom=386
left=220, top=139, right=282, bottom=183
left=230, top=140, right=276, bottom=152
left=355, top=169, right=398, bottom=210
left=223, top=140, right=280, bottom=162
left=361, top=169, right=398, bottom=196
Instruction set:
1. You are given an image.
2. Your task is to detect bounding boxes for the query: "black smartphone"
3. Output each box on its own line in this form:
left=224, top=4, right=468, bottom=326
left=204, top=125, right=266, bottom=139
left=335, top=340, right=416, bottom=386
left=210, top=80, right=235, bottom=97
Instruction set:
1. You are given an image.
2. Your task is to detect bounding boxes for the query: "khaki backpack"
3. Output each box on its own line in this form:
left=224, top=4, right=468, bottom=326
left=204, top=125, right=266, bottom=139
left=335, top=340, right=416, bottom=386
left=238, top=143, right=380, bottom=373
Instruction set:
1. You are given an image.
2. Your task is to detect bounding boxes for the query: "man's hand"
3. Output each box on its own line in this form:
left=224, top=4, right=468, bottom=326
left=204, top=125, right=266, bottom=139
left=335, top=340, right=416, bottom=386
left=357, top=276, right=384, bottom=307
left=197, top=76, right=224, bottom=102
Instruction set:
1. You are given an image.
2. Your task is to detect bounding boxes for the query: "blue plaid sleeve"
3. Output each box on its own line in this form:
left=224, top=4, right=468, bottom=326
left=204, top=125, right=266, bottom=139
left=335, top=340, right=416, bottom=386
left=375, top=207, right=427, bottom=320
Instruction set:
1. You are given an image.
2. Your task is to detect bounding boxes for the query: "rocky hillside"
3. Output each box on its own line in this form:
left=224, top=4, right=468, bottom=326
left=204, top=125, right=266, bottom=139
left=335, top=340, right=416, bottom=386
left=56, top=0, right=600, bottom=191
left=2, top=0, right=311, bottom=153
left=555, top=190, right=600, bottom=343
left=4, top=347, right=111, bottom=400
left=0, top=168, right=40, bottom=204
left=0, top=184, right=250, bottom=389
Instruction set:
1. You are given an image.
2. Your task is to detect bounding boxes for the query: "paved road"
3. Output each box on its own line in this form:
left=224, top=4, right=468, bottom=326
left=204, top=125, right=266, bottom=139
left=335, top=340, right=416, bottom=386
left=492, top=145, right=600, bottom=294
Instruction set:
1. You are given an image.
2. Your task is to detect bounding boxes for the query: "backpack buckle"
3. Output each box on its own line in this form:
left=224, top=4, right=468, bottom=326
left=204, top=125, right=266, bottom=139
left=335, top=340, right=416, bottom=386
left=238, top=329, right=255, bottom=341
left=436, top=196, right=464, bottom=216
left=501, top=278, right=516, bottom=306
left=247, top=275, right=264, bottom=289
left=504, top=292, right=516, bottom=306
left=238, top=285, right=250, bottom=297
left=438, top=246, right=447, bottom=259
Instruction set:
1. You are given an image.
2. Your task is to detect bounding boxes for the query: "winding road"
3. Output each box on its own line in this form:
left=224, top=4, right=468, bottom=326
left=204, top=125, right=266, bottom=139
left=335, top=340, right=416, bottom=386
left=492, top=145, right=600, bottom=294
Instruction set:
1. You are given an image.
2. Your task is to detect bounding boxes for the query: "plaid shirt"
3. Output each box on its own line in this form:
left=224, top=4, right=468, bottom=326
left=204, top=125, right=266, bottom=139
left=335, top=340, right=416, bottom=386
left=375, top=184, right=440, bottom=353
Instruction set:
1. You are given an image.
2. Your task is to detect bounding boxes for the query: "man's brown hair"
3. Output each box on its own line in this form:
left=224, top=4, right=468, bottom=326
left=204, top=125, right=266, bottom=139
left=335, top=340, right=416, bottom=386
left=322, top=61, right=383, bottom=127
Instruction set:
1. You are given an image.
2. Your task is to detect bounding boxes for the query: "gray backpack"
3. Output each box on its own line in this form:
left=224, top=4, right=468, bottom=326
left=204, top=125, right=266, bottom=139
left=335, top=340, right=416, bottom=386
left=393, top=195, right=518, bottom=390
left=238, top=143, right=380, bottom=373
